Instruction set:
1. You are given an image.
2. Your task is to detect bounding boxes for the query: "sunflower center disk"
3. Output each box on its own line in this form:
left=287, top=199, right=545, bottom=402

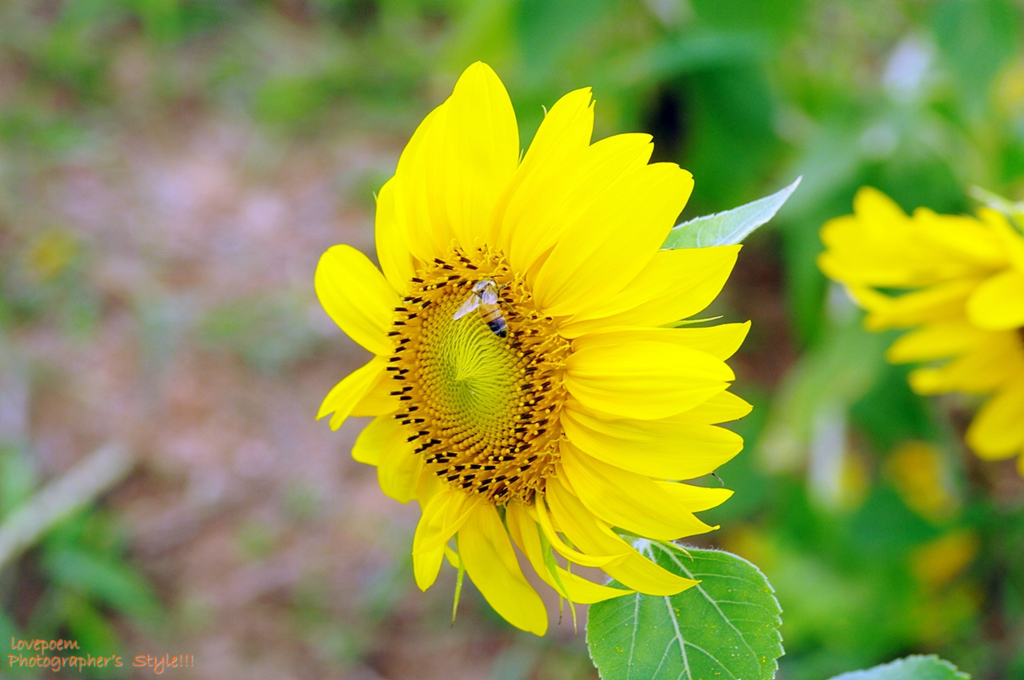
left=387, top=250, right=570, bottom=504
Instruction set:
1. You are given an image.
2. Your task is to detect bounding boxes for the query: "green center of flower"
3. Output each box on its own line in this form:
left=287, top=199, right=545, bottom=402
left=419, top=295, right=520, bottom=441
left=387, top=249, right=570, bottom=504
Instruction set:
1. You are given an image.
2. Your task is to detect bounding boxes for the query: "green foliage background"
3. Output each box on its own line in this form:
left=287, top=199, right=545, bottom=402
left=0, top=0, right=1023, bottom=678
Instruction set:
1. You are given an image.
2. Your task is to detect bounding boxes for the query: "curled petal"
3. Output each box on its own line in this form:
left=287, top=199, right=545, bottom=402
left=318, top=357, right=387, bottom=431
left=546, top=478, right=697, bottom=596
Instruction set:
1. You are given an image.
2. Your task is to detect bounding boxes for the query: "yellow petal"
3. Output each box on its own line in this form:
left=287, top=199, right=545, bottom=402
left=819, top=187, right=1007, bottom=288
left=413, top=488, right=479, bottom=556
left=391, top=103, right=454, bottom=263
left=854, top=186, right=906, bottom=222
left=908, top=333, right=1021, bottom=395
left=349, top=368, right=397, bottom=417
left=444, top=545, right=462, bottom=569
left=559, top=444, right=717, bottom=541
left=559, top=247, right=741, bottom=337
left=667, top=322, right=750, bottom=359
left=315, top=245, right=396, bottom=355
left=443, top=62, right=520, bottom=248
left=913, top=208, right=1010, bottom=272
left=374, top=178, right=416, bottom=294
left=318, top=357, right=388, bottom=430
left=561, top=407, right=742, bottom=479
left=565, top=340, right=733, bottom=420
left=982, top=207, right=1024, bottom=271
left=494, top=88, right=594, bottom=255
left=534, top=493, right=627, bottom=567
left=546, top=478, right=696, bottom=595
left=415, top=467, right=445, bottom=507
left=533, top=162, right=693, bottom=317
left=351, top=415, right=400, bottom=466
left=654, top=481, right=733, bottom=512
left=459, top=504, right=548, bottom=635
left=506, top=504, right=632, bottom=604
left=412, top=542, right=446, bottom=593
left=966, top=383, right=1024, bottom=460
left=885, top=320, right=986, bottom=364
left=508, top=132, right=654, bottom=276
left=376, top=431, right=422, bottom=504
left=672, top=389, right=752, bottom=424
left=966, top=269, right=1024, bottom=330
left=858, top=279, right=979, bottom=331
left=570, top=323, right=750, bottom=361
left=411, top=488, right=477, bottom=590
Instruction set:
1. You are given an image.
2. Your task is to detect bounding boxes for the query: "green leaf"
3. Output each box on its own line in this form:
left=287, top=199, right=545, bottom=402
left=663, top=177, right=801, bottom=249
left=61, top=594, right=123, bottom=658
left=43, top=547, right=162, bottom=624
left=827, top=655, right=970, bottom=680
left=586, top=542, right=783, bottom=680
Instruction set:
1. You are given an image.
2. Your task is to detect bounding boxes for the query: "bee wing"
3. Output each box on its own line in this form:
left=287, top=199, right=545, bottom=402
left=453, top=294, right=481, bottom=320
left=479, top=286, right=500, bottom=306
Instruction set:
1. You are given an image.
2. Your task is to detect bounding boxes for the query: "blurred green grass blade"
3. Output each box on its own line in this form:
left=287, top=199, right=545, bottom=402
left=62, top=594, right=122, bottom=657
left=44, top=547, right=162, bottom=624
left=758, top=313, right=890, bottom=473
left=663, top=177, right=801, bottom=249
left=0, top=608, right=19, bottom=644
left=587, top=543, right=782, bottom=680
left=828, top=655, right=970, bottom=680
left=0, top=444, right=37, bottom=519
left=0, top=443, right=132, bottom=571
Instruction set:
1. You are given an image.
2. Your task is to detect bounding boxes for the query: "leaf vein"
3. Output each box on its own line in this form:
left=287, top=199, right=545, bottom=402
left=626, top=593, right=640, bottom=680
left=682, top=641, right=738, bottom=680
left=655, top=544, right=761, bottom=663
left=663, top=595, right=692, bottom=680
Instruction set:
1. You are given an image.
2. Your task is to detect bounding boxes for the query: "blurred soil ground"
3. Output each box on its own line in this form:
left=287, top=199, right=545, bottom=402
left=2, top=66, right=618, bottom=678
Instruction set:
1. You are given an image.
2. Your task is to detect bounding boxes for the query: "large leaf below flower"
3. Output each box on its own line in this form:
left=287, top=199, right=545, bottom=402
left=586, top=542, right=782, bottom=680
left=663, top=177, right=801, bottom=249
left=827, top=655, right=970, bottom=680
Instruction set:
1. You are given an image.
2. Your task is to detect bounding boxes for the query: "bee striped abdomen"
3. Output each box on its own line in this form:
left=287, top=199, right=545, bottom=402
left=480, top=306, right=508, bottom=337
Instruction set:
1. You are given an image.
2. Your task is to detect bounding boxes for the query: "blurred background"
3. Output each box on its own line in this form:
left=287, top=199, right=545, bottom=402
left=0, top=0, right=1022, bottom=678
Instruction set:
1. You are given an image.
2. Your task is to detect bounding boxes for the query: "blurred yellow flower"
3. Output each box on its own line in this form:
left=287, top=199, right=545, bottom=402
left=911, top=530, right=979, bottom=593
left=820, top=188, right=1024, bottom=476
left=24, top=229, right=78, bottom=281
left=885, top=441, right=959, bottom=521
left=315, top=62, right=749, bottom=634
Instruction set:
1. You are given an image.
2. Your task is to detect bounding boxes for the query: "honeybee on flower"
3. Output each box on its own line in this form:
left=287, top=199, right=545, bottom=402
left=453, top=278, right=508, bottom=337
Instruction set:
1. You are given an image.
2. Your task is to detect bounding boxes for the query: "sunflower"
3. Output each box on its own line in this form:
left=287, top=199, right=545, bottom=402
left=819, top=187, right=1024, bottom=477
left=316, top=62, right=749, bottom=634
